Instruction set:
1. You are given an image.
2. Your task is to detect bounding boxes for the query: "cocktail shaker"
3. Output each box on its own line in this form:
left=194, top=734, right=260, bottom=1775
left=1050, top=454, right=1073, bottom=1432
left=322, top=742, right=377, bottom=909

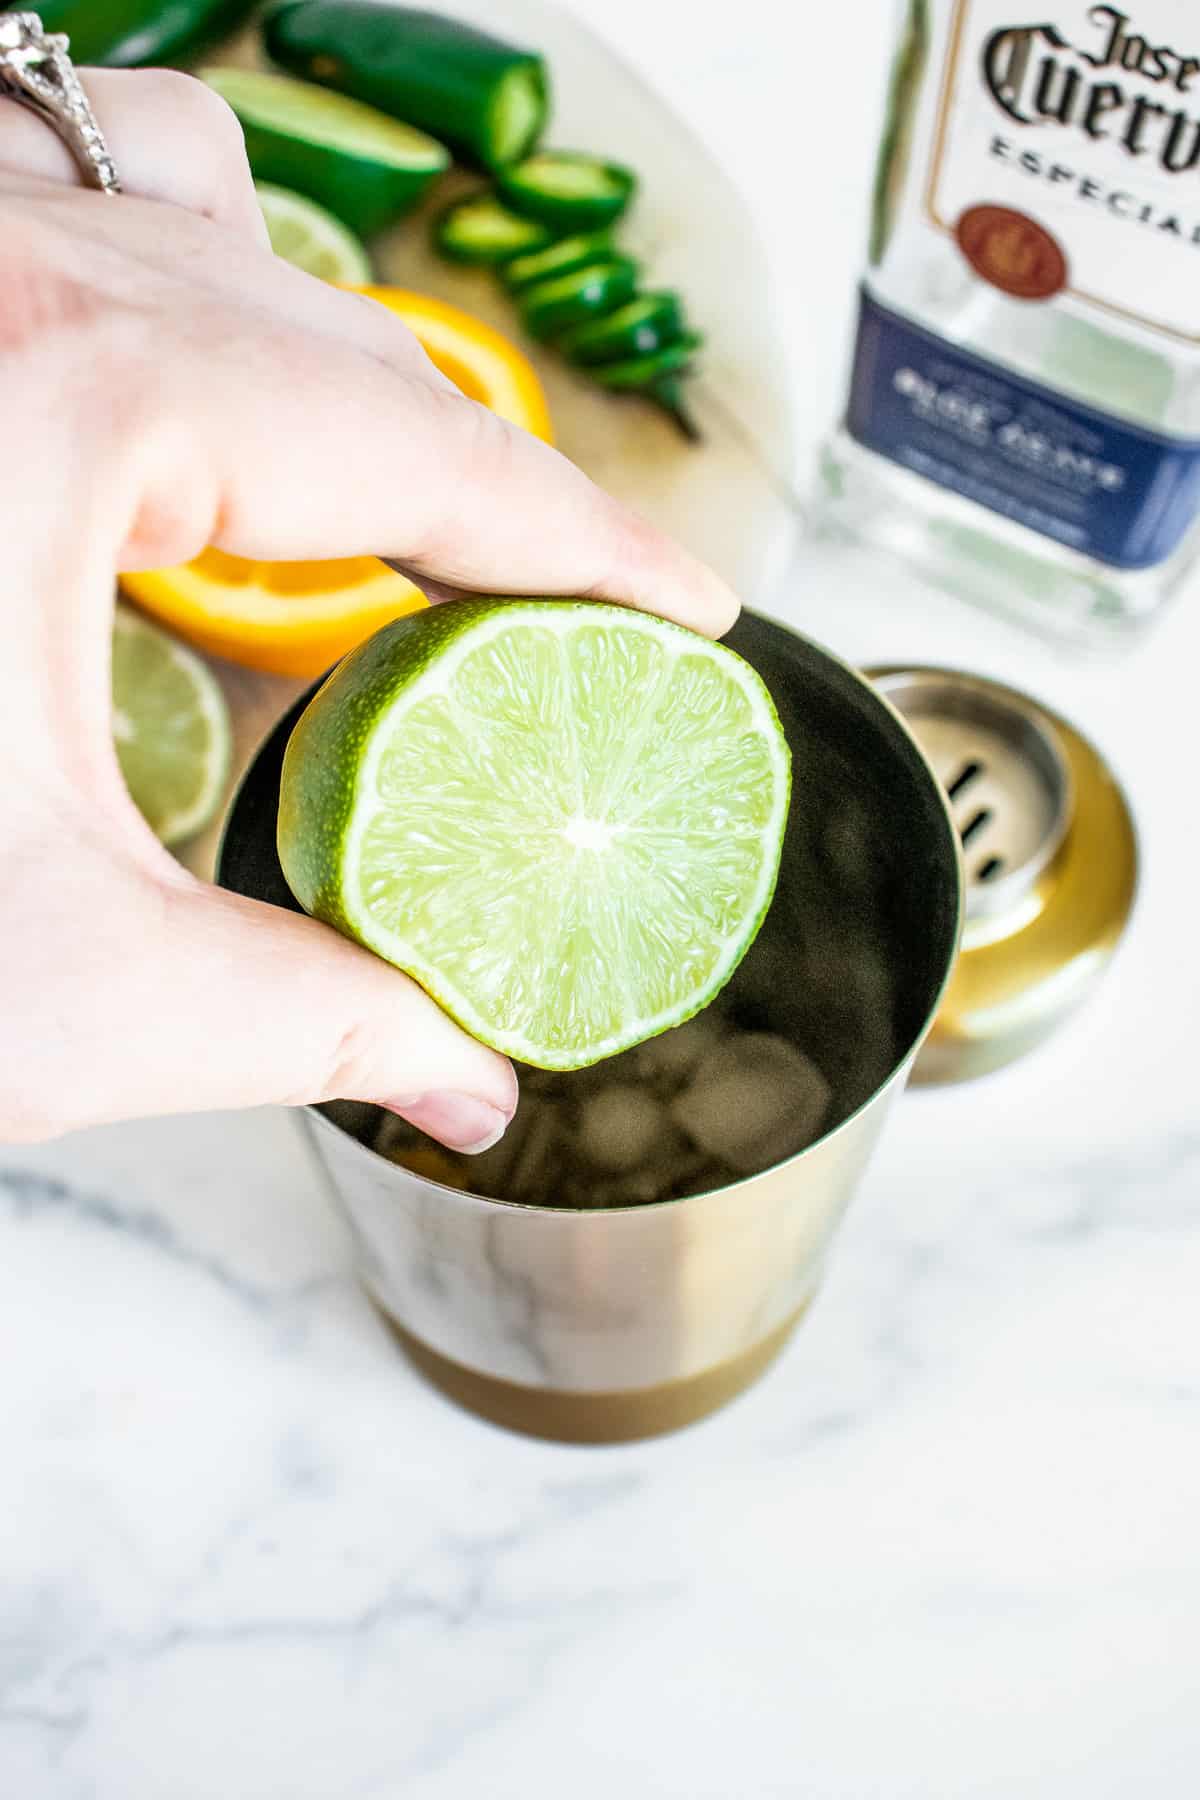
left=219, top=611, right=963, bottom=1440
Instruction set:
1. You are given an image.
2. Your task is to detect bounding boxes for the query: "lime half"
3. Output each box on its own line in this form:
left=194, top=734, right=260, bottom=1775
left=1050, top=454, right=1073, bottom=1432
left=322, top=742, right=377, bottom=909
left=202, top=67, right=449, bottom=239
left=277, top=601, right=790, bottom=1069
left=112, top=605, right=232, bottom=847
left=256, top=182, right=372, bottom=283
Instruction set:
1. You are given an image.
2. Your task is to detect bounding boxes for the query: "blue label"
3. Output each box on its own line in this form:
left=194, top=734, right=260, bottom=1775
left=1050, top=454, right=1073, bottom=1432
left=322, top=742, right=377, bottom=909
left=846, top=288, right=1200, bottom=571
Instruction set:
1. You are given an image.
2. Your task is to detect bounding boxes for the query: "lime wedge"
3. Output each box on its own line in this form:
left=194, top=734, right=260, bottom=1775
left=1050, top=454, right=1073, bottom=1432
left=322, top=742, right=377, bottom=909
left=112, top=605, right=232, bottom=847
left=277, top=601, right=790, bottom=1069
left=202, top=67, right=449, bottom=239
left=256, top=182, right=373, bottom=283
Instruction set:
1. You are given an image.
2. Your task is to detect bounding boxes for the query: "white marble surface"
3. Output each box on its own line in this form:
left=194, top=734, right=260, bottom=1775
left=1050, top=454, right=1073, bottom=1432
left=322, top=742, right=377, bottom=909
left=4, top=3, right=1200, bottom=1794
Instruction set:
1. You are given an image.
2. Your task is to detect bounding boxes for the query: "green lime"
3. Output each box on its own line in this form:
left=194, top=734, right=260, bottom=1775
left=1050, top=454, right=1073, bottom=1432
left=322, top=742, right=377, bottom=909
left=201, top=66, right=449, bottom=239
left=277, top=600, right=790, bottom=1070
left=112, top=605, right=233, bottom=847
left=256, top=182, right=373, bottom=282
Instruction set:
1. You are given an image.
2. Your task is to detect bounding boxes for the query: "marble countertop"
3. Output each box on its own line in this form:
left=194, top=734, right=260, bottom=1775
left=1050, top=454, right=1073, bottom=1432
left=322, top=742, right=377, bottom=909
left=4, top=4, right=1198, bottom=1795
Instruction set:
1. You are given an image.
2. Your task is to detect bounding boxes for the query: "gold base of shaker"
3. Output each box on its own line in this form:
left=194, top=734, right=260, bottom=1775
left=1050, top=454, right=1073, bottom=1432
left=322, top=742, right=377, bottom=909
left=369, top=1299, right=810, bottom=1444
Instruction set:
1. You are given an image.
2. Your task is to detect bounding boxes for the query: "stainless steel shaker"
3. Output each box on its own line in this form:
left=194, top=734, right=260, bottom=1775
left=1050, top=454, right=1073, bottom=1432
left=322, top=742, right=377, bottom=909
left=219, top=610, right=962, bottom=1441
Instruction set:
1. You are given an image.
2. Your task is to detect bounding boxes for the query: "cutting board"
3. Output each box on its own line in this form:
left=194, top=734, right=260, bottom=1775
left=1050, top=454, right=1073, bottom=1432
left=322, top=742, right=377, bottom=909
left=179, top=0, right=800, bottom=880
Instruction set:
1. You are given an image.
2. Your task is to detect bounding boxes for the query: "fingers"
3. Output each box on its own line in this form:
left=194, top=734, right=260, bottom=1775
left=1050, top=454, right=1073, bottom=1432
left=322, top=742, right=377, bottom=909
left=8, top=864, right=518, bottom=1145
left=2, top=420, right=516, bottom=1152
left=0, top=68, right=268, bottom=243
left=140, top=297, right=740, bottom=638
left=4, top=143, right=735, bottom=636
left=163, top=882, right=518, bottom=1143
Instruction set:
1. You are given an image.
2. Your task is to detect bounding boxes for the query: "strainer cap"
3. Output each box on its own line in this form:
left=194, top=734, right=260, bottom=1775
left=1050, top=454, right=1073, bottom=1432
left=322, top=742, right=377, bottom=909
left=868, top=666, right=1138, bottom=1083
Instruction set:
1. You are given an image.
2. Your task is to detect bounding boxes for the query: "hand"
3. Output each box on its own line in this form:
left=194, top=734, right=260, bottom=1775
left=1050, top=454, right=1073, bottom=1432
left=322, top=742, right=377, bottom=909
left=0, top=69, right=738, bottom=1147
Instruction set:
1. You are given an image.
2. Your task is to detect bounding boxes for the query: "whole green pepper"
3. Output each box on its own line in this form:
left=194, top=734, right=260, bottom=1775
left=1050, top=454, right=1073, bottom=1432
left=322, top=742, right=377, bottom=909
left=33, top=0, right=258, bottom=67
left=264, top=1, right=550, bottom=169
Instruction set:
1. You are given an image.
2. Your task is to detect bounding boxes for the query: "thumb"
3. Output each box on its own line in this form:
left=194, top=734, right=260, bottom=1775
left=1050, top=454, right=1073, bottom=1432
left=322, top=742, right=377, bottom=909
left=137, top=882, right=518, bottom=1150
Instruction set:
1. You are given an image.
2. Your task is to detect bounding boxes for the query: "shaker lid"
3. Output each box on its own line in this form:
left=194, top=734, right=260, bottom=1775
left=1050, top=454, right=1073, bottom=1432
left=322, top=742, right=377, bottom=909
left=867, top=666, right=1138, bottom=1082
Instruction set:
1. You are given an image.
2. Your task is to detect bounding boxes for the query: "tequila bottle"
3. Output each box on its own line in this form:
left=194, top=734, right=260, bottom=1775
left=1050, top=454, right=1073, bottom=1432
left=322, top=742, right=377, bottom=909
left=817, top=0, right=1200, bottom=644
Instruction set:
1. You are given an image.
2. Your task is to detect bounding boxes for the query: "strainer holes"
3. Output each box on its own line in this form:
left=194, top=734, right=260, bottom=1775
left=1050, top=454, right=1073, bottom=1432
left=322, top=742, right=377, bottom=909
left=960, top=807, right=993, bottom=847
left=946, top=759, right=982, bottom=799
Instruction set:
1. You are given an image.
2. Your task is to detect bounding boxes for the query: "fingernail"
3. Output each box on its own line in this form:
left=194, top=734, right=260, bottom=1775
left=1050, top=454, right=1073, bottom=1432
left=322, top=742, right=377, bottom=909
left=385, top=1092, right=510, bottom=1155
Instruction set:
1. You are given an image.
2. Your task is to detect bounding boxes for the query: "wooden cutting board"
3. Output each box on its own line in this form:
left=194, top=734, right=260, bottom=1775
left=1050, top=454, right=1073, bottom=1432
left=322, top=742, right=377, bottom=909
left=179, top=0, right=799, bottom=880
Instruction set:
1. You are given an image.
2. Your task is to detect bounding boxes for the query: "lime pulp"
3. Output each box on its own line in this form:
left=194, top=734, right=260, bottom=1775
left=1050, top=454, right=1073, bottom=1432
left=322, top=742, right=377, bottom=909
left=256, top=182, right=373, bottom=282
left=277, top=600, right=790, bottom=1069
left=112, top=605, right=232, bottom=847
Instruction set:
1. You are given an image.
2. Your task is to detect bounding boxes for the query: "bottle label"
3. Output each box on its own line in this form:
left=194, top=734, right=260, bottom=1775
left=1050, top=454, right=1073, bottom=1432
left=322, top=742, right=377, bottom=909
left=846, top=287, right=1200, bottom=568
left=930, top=0, right=1200, bottom=342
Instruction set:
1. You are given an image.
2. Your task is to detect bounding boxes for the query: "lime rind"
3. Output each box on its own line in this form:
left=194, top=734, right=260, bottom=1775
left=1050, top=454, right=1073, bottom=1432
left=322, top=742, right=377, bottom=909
left=282, top=601, right=790, bottom=1071
left=201, top=67, right=449, bottom=171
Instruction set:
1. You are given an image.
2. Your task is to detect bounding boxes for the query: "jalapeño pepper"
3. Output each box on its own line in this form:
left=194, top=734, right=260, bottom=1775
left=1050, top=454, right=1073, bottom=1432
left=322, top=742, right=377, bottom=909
left=264, top=1, right=549, bottom=170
